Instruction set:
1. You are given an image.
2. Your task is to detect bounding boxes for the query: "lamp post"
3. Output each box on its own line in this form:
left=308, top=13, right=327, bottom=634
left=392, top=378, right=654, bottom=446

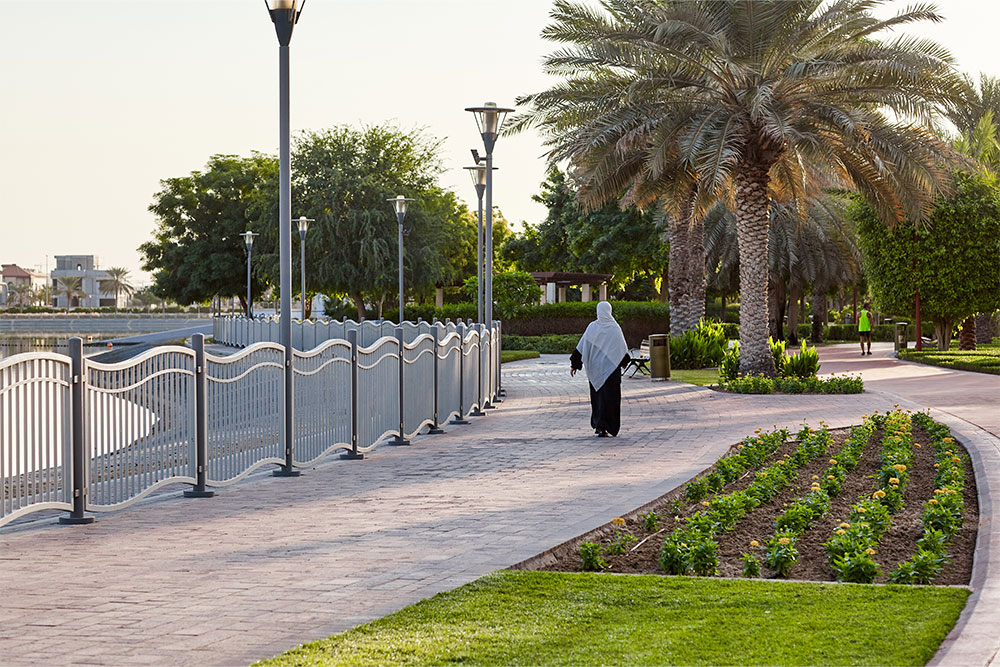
left=465, top=101, right=514, bottom=406
left=463, top=164, right=497, bottom=325
left=240, top=231, right=258, bottom=317
left=296, top=215, right=314, bottom=320
left=387, top=195, right=414, bottom=324
left=266, top=0, right=305, bottom=477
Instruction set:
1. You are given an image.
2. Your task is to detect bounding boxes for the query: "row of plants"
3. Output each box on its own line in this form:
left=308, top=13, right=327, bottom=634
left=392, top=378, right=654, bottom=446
left=887, top=413, right=969, bottom=584
left=741, top=419, right=877, bottom=578
left=654, top=427, right=832, bottom=577
left=898, top=345, right=1000, bottom=376
left=718, top=337, right=864, bottom=394
left=579, top=429, right=790, bottom=569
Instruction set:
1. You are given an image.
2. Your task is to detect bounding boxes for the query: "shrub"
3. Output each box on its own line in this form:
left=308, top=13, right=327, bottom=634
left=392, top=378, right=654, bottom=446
left=765, top=534, right=799, bottom=577
left=831, top=552, right=880, bottom=584
left=783, top=341, right=820, bottom=379
left=769, top=338, right=786, bottom=375
left=579, top=542, right=606, bottom=571
left=741, top=553, right=762, bottom=578
left=719, top=341, right=740, bottom=382
left=725, top=375, right=774, bottom=394
left=641, top=511, right=660, bottom=532
left=670, top=320, right=728, bottom=369
left=502, top=334, right=581, bottom=354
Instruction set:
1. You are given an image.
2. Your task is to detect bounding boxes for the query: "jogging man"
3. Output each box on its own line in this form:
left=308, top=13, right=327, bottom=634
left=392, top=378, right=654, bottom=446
left=858, top=302, right=873, bottom=356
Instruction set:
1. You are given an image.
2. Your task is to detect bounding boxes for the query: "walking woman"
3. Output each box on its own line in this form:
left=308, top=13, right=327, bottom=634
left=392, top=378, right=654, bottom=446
left=570, top=301, right=630, bottom=437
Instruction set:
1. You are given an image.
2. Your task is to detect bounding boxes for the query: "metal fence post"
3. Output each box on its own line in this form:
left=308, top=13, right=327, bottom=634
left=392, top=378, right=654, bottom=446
left=60, top=337, right=94, bottom=525
left=450, top=323, right=470, bottom=424
left=184, top=334, right=215, bottom=498
left=428, top=324, right=445, bottom=434
left=497, top=320, right=506, bottom=397
left=471, top=323, right=486, bottom=416
left=389, top=326, right=410, bottom=445
left=340, top=329, right=364, bottom=460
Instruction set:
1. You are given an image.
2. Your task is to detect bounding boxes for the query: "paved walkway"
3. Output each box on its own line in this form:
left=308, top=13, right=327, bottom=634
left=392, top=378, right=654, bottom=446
left=0, top=349, right=996, bottom=666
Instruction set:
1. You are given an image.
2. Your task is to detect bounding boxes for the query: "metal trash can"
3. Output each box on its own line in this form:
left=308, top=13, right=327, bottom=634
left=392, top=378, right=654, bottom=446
left=894, top=322, right=908, bottom=355
left=649, top=334, right=670, bottom=381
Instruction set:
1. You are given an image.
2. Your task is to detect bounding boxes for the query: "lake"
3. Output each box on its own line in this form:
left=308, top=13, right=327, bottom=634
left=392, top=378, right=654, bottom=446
left=0, top=335, right=116, bottom=360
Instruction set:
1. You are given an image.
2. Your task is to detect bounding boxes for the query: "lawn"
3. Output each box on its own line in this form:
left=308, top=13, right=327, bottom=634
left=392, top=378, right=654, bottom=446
left=255, top=570, right=968, bottom=667
left=668, top=367, right=720, bottom=385
left=501, top=349, right=540, bottom=363
left=898, top=340, right=1000, bottom=375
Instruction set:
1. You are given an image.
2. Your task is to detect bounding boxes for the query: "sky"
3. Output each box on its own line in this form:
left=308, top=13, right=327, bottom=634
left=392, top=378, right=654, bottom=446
left=2, top=0, right=1000, bottom=285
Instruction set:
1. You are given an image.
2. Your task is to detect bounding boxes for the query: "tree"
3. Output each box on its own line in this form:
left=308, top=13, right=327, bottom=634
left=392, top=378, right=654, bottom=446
left=501, top=169, right=669, bottom=298
left=515, top=0, right=964, bottom=375
left=282, top=124, right=468, bottom=320
left=54, top=277, right=86, bottom=311
left=855, top=172, right=1000, bottom=350
left=7, top=282, right=32, bottom=308
left=99, top=267, right=134, bottom=312
left=139, top=153, right=278, bottom=310
left=463, top=270, right=542, bottom=319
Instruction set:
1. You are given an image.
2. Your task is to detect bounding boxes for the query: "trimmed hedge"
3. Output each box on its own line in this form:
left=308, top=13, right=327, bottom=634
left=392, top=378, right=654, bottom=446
left=504, top=334, right=581, bottom=354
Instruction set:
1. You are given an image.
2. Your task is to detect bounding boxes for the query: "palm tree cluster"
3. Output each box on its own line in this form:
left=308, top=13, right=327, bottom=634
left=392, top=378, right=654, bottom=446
left=514, top=0, right=967, bottom=375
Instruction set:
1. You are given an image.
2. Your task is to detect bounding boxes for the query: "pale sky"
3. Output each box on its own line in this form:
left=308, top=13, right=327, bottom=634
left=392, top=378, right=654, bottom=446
left=2, top=0, right=1000, bottom=285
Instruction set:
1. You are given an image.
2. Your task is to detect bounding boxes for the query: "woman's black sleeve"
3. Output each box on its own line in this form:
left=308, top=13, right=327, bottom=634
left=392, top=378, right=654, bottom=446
left=570, top=349, right=583, bottom=370
left=620, top=352, right=631, bottom=369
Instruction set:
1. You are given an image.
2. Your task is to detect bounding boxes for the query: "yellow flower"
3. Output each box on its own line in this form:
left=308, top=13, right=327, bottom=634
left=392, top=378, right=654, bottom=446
left=944, top=437, right=954, bottom=443
left=952, top=456, right=961, bottom=463
left=934, top=463, right=940, bottom=469
left=754, top=428, right=762, bottom=434
left=827, top=475, right=835, bottom=480
left=701, top=501, right=711, bottom=506
left=934, top=489, right=944, bottom=495
left=891, top=484, right=899, bottom=490
left=889, top=477, right=899, bottom=484
left=812, top=475, right=819, bottom=480
left=929, top=499, right=939, bottom=505
left=829, top=459, right=838, bottom=465
left=857, top=507, right=867, bottom=514
left=750, top=540, right=759, bottom=547
left=893, top=404, right=900, bottom=408
left=840, top=522, right=851, bottom=529
left=778, top=537, right=791, bottom=545
left=612, top=517, right=626, bottom=526
left=737, top=444, right=745, bottom=450
left=873, top=490, right=886, bottom=499
left=865, top=548, right=876, bottom=555
left=894, top=464, right=907, bottom=472
left=836, top=529, right=846, bottom=535
left=915, top=443, right=922, bottom=449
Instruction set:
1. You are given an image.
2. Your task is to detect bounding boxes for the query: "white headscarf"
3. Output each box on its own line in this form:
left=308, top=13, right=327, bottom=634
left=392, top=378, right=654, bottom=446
left=576, top=301, right=629, bottom=391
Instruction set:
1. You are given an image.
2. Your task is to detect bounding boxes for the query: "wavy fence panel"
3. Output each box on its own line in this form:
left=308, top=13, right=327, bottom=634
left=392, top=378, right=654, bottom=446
left=357, top=337, right=399, bottom=451
left=0, top=353, right=73, bottom=527
left=403, top=334, right=436, bottom=438
left=436, top=333, right=463, bottom=422
left=293, top=340, right=352, bottom=465
left=205, top=343, right=284, bottom=485
left=85, top=347, right=196, bottom=509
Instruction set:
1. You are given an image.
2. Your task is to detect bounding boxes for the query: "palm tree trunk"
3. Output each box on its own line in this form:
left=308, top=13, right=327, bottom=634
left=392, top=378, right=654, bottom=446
left=686, top=196, right=706, bottom=329
left=959, top=315, right=977, bottom=351
left=975, top=312, right=993, bottom=344
left=787, top=283, right=802, bottom=345
left=734, top=163, right=776, bottom=377
left=811, top=283, right=826, bottom=344
left=667, top=211, right=690, bottom=335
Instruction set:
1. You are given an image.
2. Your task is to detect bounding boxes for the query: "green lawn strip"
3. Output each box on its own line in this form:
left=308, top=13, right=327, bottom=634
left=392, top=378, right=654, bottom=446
left=500, top=349, right=540, bottom=363
left=255, top=571, right=968, bottom=667
left=668, top=368, right=719, bottom=385
left=899, top=345, right=1000, bottom=375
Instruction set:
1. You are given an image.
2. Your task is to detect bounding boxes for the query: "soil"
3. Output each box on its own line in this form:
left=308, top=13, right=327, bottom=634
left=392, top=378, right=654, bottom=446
left=517, top=422, right=979, bottom=585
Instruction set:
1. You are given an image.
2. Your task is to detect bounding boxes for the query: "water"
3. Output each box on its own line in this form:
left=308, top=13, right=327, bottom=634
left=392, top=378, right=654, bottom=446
left=0, top=335, right=114, bottom=360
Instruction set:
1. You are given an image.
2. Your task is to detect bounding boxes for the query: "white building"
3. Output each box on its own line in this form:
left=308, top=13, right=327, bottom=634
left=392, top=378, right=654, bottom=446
left=50, top=255, right=116, bottom=309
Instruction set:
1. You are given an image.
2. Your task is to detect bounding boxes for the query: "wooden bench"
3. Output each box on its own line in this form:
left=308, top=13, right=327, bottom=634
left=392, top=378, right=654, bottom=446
left=622, top=339, right=650, bottom=377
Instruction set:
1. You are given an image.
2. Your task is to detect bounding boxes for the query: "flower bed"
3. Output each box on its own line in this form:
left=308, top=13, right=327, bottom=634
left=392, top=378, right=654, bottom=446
left=520, top=410, right=977, bottom=585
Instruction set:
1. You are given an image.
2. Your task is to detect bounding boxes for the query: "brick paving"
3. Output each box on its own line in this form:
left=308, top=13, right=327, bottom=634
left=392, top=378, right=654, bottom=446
left=0, top=349, right=994, bottom=665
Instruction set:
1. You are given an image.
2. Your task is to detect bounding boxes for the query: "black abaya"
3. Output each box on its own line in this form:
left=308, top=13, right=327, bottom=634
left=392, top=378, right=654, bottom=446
left=570, top=350, right=629, bottom=436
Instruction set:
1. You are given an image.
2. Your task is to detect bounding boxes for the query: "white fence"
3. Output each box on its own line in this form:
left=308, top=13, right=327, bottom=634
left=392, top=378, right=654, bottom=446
left=0, top=320, right=501, bottom=528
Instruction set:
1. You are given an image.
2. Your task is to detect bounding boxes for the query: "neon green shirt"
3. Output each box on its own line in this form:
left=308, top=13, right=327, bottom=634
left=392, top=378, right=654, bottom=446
left=858, top=309, right=872, bottom=332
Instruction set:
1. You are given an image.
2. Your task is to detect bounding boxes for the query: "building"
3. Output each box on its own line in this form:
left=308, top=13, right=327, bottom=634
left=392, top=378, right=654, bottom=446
left=50, top=255, right=116, bottom=309
left=1, top=264, right=48, bottom=307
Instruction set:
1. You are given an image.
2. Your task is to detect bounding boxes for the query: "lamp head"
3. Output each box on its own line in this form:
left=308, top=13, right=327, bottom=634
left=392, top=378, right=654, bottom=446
left=266, top=0, right=305, bottom=46
left=240, top=231, right=258, bottom=250
left=387, top=195, right=415, bottom=218
left=296, top=215, right=314, bottom=235
left=464, top=102, right=515, bottom=154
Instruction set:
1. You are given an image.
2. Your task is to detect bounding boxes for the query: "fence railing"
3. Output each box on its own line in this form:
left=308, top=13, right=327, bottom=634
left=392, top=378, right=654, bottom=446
left=0, top=320, right=501, bottom=528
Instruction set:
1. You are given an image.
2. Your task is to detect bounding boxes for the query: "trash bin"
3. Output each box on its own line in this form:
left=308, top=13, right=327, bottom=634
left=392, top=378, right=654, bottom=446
left=649, top=334, right=670, bottom=381
left=894, top=322, right=908, bottom=354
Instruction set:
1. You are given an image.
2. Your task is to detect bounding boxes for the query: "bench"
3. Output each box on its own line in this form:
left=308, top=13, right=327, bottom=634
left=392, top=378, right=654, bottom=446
left=622, top=339, right=650, bottom=377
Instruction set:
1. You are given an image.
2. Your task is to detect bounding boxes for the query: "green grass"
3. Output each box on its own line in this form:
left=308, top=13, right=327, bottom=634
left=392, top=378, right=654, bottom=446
left=899, top=340, right=1000, bottom=375
left=668, top=368, right=720, bottom=386
left=501, top=349, right=541, bottom=363
left=255, top=570, right=968, bottom=667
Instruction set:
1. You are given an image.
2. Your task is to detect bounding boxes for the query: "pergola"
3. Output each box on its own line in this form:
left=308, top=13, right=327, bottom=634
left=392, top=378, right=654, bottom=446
left=530, top=272, right=612, bottom=304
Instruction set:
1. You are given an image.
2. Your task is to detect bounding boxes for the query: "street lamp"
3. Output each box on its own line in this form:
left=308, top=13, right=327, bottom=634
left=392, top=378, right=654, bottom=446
left=387, top=195, right=415, bottom=324
left=296, top=215, right=314, bottom=320
left=463, top=163, right=497, bottom=325
left=466, top=101, right=514, bottom=407
left=266, top=0, right=305, bottom=477
left=239, top=231, right=258, bottom=318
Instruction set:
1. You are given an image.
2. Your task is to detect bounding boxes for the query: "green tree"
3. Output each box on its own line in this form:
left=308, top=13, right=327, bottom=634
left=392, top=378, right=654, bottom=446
left=7, top=282, right=32, bottom=308
left=282, top=124, right=469, bottom=320
left=99, top=267, right=134, bottom=312
left=54, top=277, right=86, bottom=311
left=855, top=172, right=1000, bottom=349
left=463, top=270, right=543, bottom=319
left=140, top=153, right=277, bottom=310
left=515, top=0, right=964, bottom=375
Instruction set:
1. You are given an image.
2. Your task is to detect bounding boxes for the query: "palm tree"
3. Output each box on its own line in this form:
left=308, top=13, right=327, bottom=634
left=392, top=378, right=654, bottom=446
left=516, top=0, right=965, bottom=375
left=55, top=277, right=86, bottom=311
left=99, top=267, right=134, bottom=312
left=7, top=282, right=33, bottom=308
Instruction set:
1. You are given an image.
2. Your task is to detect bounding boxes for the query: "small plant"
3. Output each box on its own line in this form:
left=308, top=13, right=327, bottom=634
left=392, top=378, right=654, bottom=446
left=641, top=511, right=660, bottom=532
left=741, top=552, right=762, bottom=578
left=604, top=517, right=638, bottom=555
left=720, top=341, right=740, bottom=382
left=685, top=479, right=708, bottom=502
left=725, top=375, right=775, bottom=394
left=765, top=534, right=799, bottom=577
left=831, top=551, right=880, bottom=583
left=782, top=341, right=820, bottom=379
left=579, top=542, right=606, bottom=572
left=687, top=536, right=719, bottom=576
left=769, top=337, right=787, bottom=375
left=659, top=536, right=688, bottom=575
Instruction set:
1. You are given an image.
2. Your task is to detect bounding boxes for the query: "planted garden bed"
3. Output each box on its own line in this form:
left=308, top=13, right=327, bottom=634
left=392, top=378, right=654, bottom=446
left=519, top=411, right=977, bottom=586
